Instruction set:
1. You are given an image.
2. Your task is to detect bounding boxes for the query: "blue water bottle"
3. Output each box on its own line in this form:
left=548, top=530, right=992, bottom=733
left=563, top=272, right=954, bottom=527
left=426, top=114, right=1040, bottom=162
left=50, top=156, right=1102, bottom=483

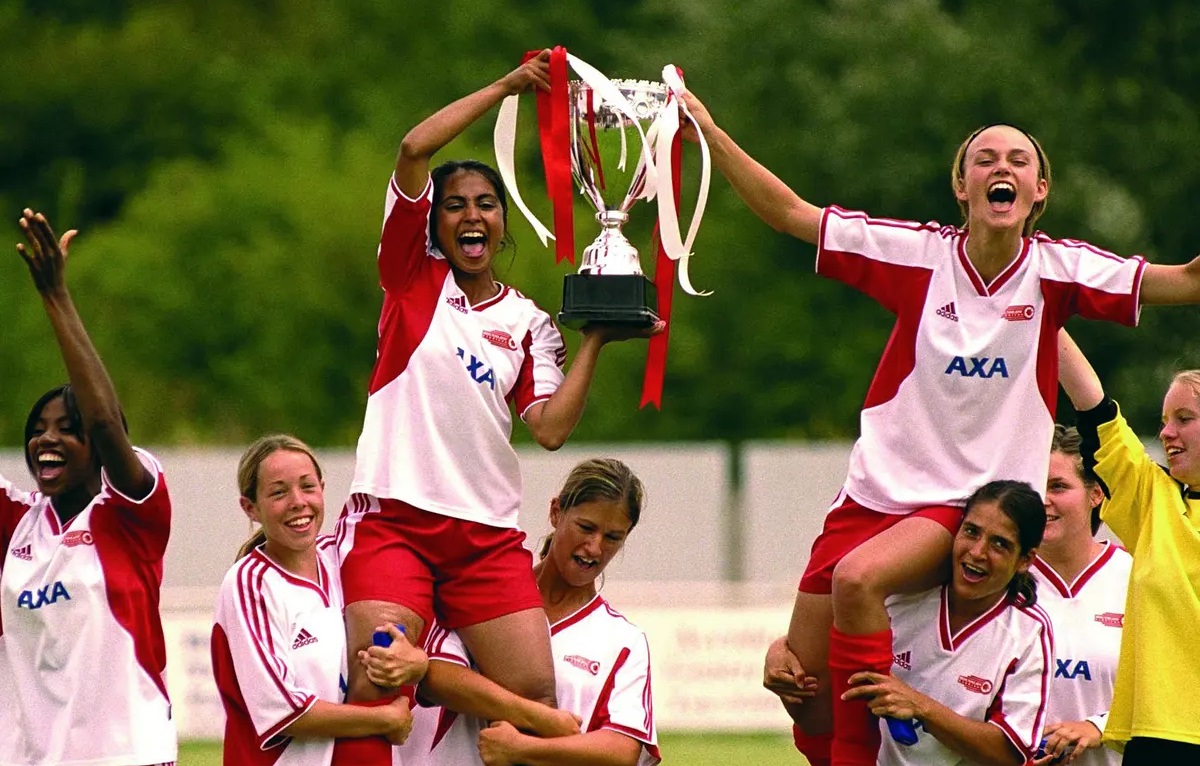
left=886, top=717, right=919, bottom=746
left=371, top=624, right=406, bottom=648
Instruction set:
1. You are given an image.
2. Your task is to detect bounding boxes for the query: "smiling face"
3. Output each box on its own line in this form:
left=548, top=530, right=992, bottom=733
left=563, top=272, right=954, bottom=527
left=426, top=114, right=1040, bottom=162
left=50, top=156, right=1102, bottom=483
left=1160, top=378, right=1200, bottom=485
left=26, top=394, right=98, bottom=501
left=240, top=449, right=325, bottom=560
left=548, top=497, right=633, bottom=589
left=433, top=169, right=507, bottom=280
left=1043, top=450, right=1103, bottom=553
left=951, top=499, right=1035, bottom=608
left=953, top=125, right=1049, bottom=236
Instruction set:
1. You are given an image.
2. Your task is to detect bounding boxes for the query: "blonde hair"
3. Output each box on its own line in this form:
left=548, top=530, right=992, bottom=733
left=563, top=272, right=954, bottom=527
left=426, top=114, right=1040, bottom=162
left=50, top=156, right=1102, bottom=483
left=1170, top=370, right=1200, bottom=402
left=235, top=434, right=323, bottom=560
left=951, top=124, right=1052, bottom=236
left=539, top=458, right=645, bottom=560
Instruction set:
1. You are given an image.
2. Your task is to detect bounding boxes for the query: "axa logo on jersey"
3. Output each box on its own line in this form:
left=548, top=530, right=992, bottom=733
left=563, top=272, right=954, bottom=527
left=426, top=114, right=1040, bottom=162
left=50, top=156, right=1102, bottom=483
left=17, top=581, right=71, bottom=610
left=1055, top=659, right=1092, bottom=681
left=456, top=347, right=496, bottom=389
left=945, top=356, right=1009, bottom=379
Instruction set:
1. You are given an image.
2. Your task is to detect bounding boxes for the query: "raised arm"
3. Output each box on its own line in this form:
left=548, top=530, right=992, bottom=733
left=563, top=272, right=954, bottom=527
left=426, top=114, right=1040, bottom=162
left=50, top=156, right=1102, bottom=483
left=17, top=210, right=152, bottom=500
left=394, top=50, right=552, bottom=198
left=418, top=660, right=580, bottom=738
left=681, top=90, right=823, bottom=244
left=1056, top=329, right=1105, bottom=412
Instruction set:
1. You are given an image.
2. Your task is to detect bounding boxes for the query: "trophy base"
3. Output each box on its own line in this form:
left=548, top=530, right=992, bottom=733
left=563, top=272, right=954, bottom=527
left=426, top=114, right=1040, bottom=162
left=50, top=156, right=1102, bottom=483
left=558, top=274, right=659, bottom=330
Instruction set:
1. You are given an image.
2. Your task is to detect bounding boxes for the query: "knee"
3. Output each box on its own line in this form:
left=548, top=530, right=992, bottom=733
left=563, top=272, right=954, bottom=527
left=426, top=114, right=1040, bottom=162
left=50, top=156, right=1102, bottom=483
left=830, top=556, right=883, bottom=608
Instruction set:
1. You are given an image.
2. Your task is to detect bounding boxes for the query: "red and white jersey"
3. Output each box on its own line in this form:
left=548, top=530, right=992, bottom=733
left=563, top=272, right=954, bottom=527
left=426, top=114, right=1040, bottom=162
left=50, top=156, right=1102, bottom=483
left=212, top=537, right=346, bottom=766
left=398, top=597, right=659, bottom=766
left=394, top=623, right=483, bottom=766
left=818, top=208, right=1145, bottom=513
left=552, top=596, right=660, bottom=766
left=1032, top=543, right=1131, bottom=766
left=0, top=449, right=176, bottom=766
left=350, top=174, right=567, bottom=529
left=881, top=586, right=1055, bottom=765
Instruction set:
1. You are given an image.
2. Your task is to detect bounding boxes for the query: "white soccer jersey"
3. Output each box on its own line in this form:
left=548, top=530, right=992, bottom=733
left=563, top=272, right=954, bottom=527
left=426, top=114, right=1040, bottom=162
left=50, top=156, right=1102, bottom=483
left=0, top=449, right=176, bottom=766
left=818, top=208, right=1145, bottom=513
left=350, top=174, right=567, bottom=529
left=212, top=537, right=346, bottom=766
left=394, top=622, right=482, bottom=766
left=398, top=597, right=659, bottom=766
left=881, top=586, right=1054, bottom=766
left=1032, top=543, right=1130, bottom=766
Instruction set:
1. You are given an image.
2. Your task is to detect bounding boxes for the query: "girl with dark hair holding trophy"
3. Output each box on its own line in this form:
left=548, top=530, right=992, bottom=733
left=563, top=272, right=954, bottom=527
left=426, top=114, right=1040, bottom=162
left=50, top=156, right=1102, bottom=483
left=681, top=88, right=1200, bottom=766
left=330, top=50, right=661, bottom=765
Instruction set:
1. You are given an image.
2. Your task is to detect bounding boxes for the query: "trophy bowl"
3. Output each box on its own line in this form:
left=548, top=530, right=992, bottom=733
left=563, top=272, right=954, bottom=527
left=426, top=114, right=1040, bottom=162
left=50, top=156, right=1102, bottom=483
left=557, top=78, right=669, bottom=330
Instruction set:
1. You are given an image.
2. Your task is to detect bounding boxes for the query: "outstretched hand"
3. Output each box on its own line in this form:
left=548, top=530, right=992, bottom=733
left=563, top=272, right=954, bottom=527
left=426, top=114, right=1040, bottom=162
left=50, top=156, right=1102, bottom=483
left=763, top=635, right=820, bottom=705
left=16, top=209, right=77, bottom=295
left=581, top=319, right=667, bottom=345
left=841, top=671, right=929, bottom=721
left=500, top=48, right=552, bottom=97
left=357, top=624, right=429, bottom=688
left=679, top=90, right=716, bottom=144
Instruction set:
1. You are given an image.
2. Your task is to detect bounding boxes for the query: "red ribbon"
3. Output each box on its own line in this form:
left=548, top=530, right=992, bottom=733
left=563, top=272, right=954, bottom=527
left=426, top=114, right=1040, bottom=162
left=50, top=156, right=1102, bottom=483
left=525, top=46, right=575, bottom=264
left=640, top=127, right=682, bottom=410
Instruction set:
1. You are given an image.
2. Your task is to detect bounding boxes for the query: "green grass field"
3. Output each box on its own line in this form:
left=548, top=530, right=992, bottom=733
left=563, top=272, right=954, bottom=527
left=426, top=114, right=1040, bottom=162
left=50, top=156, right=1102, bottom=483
left=180, top=732, right=809, bottom=764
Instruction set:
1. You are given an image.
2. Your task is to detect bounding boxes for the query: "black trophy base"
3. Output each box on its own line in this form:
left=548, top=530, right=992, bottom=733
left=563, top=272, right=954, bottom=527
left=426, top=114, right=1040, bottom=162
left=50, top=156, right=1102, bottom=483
left=558, top=273, right=659, bottom=330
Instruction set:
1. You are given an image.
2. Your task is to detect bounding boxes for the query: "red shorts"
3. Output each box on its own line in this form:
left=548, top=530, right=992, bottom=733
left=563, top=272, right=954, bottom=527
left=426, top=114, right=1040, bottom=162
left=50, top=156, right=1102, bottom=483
left=797, top=490, right=964, bottom=595
left=338, top=495, right=543, bottom=630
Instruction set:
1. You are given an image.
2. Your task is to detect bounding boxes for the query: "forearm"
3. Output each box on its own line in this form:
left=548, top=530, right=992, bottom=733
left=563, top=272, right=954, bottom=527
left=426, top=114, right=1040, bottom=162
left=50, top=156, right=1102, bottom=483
left=421, top=662, right=550, bottom=732
left=398, top=80, right=510, bottom=164
left=916, top=699, right=1023, bottom=766
left=705, top=124, right=822, bottom=243
left=527, top=334, right=605, bottom=450
left=498, top=729, right=641, bottom=766
left=282, top=699, right=396, bottom=739
left=1056, top=329, right=1105, bottom=411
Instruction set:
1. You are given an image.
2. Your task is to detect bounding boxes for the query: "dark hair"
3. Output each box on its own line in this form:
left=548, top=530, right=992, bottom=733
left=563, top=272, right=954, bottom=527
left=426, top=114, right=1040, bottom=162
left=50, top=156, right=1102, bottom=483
left=430, top=160, right=516, bottom=257
left=950, top=123, right=1052, bottom=236
left=1050, top=424, right=1103, bottom=534
left=538, top=458, right=645, bottom=560
left=24, top=385, right=84, bottom=476
left=962, top=480, right=1045, bottom=607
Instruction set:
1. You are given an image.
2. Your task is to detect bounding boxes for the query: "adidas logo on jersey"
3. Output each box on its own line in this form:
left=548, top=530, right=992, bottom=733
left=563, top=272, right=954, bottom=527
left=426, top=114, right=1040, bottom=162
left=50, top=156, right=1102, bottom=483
left=445, top=295, right=468, bottom=314
left=10, top=544, right=32, bottom=561
left=292, top=628, right=318, bottom=649
left=563, top=654, right=601, bottom=676
left=892, top=650, right=912, bottom=670
left=936, top=302, right=959, bottom=322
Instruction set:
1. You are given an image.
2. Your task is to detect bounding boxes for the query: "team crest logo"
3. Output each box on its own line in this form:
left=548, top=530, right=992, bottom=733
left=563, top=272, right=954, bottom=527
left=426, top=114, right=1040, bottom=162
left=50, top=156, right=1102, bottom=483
left=63, top=531, right=94, bottom=547
left=483, top=329, right=519, bottom=351
left=563, top=654, right=601, bottom=676
left=1094, top=612, right=1124, bottom=628
left=957, top=675, right=993, bottom=694
left=1003, top=304, right=1035, bottom=322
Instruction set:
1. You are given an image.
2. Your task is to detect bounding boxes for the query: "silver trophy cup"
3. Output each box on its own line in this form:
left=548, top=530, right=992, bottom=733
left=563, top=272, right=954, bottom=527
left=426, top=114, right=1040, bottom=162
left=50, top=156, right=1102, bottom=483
left=557, top=79, right=668, bottom=329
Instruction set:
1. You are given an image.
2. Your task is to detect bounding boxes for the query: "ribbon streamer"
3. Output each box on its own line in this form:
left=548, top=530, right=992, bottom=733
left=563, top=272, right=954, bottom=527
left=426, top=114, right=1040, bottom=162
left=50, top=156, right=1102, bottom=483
left=655, top=65, right=712, bottom=296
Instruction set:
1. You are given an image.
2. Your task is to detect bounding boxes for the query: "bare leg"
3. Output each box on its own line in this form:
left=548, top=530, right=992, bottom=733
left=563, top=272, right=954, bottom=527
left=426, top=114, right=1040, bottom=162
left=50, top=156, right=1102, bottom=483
left=783, top=591, right=835, bottom=734
left=457, top=607, right=557, bottom=706
left=344, top=600, right=425, bottom=702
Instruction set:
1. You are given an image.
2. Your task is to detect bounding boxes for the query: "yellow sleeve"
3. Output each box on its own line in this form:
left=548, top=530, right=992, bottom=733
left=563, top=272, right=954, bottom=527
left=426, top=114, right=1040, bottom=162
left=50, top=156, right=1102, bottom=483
left=1094, top=404, right=1162, bottom=550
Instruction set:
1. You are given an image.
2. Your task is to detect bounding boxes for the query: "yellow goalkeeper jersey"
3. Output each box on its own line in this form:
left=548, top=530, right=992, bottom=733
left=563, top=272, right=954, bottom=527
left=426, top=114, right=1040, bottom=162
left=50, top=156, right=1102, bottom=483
left=1087, top=402, right=1200, bottom=749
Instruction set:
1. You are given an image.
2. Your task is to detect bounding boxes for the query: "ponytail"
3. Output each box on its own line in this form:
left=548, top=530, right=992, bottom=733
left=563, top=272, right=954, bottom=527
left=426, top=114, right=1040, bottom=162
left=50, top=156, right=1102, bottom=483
left=1006, top=570, right=1038, bottom=608
left=236, top=526, right=267, bottom=561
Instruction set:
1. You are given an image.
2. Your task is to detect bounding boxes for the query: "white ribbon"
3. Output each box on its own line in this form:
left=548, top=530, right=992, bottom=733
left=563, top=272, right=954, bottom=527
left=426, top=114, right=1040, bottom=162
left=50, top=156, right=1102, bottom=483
left=494, top=94, right=555, bottom=246
left=655, top=64, right=712, bottom=297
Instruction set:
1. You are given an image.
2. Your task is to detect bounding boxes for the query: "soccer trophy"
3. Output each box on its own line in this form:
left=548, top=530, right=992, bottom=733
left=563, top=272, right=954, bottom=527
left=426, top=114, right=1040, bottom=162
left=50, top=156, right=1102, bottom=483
left=494, top=50, right=710, bottom=331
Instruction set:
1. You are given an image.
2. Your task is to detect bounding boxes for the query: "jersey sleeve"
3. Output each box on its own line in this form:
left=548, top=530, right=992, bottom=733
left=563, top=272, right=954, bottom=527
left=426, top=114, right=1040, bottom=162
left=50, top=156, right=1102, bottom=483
left=0, top=474, right=34, bottom=556
left=514, top=308, right=567, bottom=420
left=589, top=632, right=659, bottom=764
left=984, top=609, right=1054, bottom=760
left=100, top=448, right=172, bottom=561
left=816, top=206, right=941, bottom=314
left=423, top=621, right=471, bottom=668
left=1080, top=400, right=1162, bottom=550
left=1036, top=237, right=1146, bottom=326
left=378, top=174, right=435, bottom=292
left=212, top=563, right=318, bottom=748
